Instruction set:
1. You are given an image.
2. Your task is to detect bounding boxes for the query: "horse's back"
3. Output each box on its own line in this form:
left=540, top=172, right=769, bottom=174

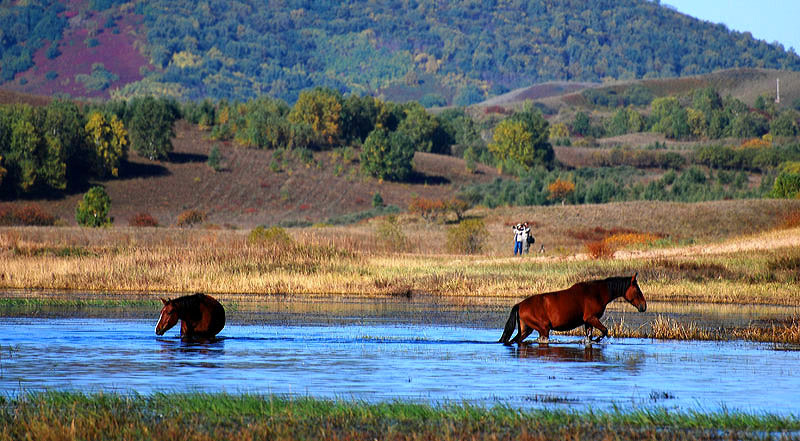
left=519, top=282, right=603, bottom=331
left=196, top=293, right=226, bottom=336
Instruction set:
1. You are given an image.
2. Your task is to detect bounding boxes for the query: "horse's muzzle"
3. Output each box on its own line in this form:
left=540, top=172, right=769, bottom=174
left=637, top=303, right=647, bottom=312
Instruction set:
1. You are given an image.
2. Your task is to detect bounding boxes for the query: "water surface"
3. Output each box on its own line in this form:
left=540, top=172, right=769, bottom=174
left=0, top=315, right=797, bottom=414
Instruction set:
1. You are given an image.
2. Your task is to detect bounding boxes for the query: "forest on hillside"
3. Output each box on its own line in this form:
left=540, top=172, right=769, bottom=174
left=3, top=86, right=800, bottom=207
left=2, top=0, right=800, bottom=103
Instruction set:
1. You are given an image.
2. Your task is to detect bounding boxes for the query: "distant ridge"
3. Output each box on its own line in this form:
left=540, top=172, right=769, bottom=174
left=1, top=0, right=799, bottom=103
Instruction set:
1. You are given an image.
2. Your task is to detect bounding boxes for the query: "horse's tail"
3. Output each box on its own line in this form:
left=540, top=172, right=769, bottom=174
left=498, top=304, right=519, bottom=345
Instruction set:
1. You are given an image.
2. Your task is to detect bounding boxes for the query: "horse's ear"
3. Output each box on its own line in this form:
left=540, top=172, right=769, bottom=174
left=632, top=272, right=638, bottom=282
left=160, top=298, right=168, bottom=305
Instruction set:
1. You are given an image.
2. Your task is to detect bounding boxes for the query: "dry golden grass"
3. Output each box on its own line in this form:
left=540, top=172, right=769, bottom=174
left=0, top=199, right=798, bottom=307
left=558, top=314, right=800, bottom=344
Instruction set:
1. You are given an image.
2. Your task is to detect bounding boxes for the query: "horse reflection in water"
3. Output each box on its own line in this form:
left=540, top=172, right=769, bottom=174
left=511, top=344, right=605, bottom=362
left=499, top=274, right=646, bottom=346
left=155, top=293, right=226, bottom=340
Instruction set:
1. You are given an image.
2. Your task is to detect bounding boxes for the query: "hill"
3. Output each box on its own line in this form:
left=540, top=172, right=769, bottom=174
left=1, top=0, right=799, bottom=104
left=5, top=120, right=502, bottom=228
left=478, top=68, right=800, bottom=112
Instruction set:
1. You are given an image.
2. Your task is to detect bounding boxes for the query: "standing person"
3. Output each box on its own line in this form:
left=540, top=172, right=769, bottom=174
left=513, top=223, right=524, bottom=256
left=522, top=222, right=533, bottom=254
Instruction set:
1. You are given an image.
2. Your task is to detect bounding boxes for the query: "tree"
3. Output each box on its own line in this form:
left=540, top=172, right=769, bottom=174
left=770, top=110, right=800, bottom=137
left=128, top=96, right=176, bottom=160
left=729, top=112, right=768, bottom=139
left=397, top=103, right=450, bottom=154
left=488, top=104, right=553, bottom=170
left=549, top=122, right=570, bottom=140
left=686, top=108, right=708, bottom=138
left=288, top=88, right=343, bottom=148
left=43, top=99, right=87, bottom=187
left=572, top=111, right=591, bottom=136
left=360, top=127, right=414, bottom=181
left=548, top=178, right=575, bottom=203
left=651, top=97, right=690, bottom=139
left=76, top=186, right=112, bottom=227
left=341, top=94, right=380, bottom=144
left=85, top=111, right=127, bottom=177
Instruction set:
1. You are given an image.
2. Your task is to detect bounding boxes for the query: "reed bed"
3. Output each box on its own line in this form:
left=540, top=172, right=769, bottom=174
left=0, top=391, right=797, bottom=441
left=1, top=226, right=799, bottom=306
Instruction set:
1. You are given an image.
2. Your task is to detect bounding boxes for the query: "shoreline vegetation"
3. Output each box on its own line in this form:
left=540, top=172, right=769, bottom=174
left=0, top=392, right=797, bottom=441
left=1, top=201, right=799, bottom=343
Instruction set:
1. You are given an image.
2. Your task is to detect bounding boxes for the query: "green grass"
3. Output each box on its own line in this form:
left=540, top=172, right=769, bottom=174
left=0, top=392, right=797, bottom=440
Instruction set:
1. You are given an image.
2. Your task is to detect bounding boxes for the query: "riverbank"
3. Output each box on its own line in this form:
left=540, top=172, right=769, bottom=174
left=1, top=392, right=797, bottom=441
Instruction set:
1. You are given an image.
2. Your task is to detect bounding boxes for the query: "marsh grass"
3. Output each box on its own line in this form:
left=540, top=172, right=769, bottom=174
left=0, top=392, right=797, bottom=441
left=560, top=314, right=800, bottom=344
left=0, top=297, right=160, bottom=308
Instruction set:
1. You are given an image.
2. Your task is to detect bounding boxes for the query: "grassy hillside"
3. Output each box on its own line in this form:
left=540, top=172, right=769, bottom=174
left=1, top=0, right=799, bottom=103
left=481, top=68, right=800, bottom=113
left=0, top=119, right=501, bottom=228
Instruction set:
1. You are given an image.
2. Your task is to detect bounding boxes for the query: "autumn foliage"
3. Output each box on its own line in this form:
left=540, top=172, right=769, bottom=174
left=0, top=203, right=58, bottom=226
left=408, top=197, right=471, bottom=222
left=129, top=212, right=159, bottom=227
left=547, top=178, right=575, bottom=202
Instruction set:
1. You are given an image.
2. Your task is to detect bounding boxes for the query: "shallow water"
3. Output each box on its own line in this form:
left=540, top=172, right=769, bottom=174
left=1, top=315, right=798, bottom=414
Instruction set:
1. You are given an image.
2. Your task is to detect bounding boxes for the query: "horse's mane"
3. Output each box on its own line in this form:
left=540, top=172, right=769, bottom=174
left=168, top=293, right=205, bottom=309
left=599, top=276, right=633, bottom=298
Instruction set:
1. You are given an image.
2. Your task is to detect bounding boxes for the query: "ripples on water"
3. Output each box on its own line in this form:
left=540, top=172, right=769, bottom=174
left=0, top=306, right=798, bottom=415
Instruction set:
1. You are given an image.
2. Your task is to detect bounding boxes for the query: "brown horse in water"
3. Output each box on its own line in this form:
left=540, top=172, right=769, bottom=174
left=155, top=293, right=225, bottom=339
left=499, top=273, right=646, bottom=346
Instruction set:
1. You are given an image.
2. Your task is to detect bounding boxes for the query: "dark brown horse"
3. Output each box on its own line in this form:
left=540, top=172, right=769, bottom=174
left=499, top=273, right=646, bottom=346
left=155, top=293, right=225, bottom=339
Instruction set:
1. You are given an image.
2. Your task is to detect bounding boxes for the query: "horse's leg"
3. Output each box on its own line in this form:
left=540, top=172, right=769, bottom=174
left=584, top=317, right=608, bottom=342
left=583, top=324, right=593, bottom=346
left=535, top=327, right=550, bottom=345
left=518, top=328, right=535, bottom=345
left=513, top=322, right=530, bottom=345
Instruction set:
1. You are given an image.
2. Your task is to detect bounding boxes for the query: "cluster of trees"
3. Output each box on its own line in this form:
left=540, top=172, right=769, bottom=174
left=459, top=165, right=771, bottom=208
left=11, top=0, right=795, bottom=103
left=0, top=97, right=178, bottom=197
left=570, top=87, right=800, bottom=141
left=186, top=88, right=484, bottom=181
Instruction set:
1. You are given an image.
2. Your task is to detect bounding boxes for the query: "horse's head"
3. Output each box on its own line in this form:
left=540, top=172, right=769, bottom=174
left=624, top=273, right=647, bottom=312
left=155, top=298, right=180, bottom=335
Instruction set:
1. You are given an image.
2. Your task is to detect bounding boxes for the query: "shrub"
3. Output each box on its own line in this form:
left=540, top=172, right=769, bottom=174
left=446, top=218, right=488, bottom=254
left=0, top=204, right=57, bottom=226
left=129, top=213, right=158, bottom=227
left=176, top=209, right=206, bottom=227
left=372, top=192, right=384, bottom=208
left=207, top=145, right=223, bottom=171
left=408, top=197, right=447, bottom=221
left=585, top=240, right=614, bottom=259
left=603, top=232, right=661, bottom=248
left=778, top=210, right=800, bottom=229
left=248, top=226, right=293, bottom=245
left=445, top=198, right=471, bottom=222
left=375, top=215, right=408, bottom=251
left=75, top=186, right=112, bottom=227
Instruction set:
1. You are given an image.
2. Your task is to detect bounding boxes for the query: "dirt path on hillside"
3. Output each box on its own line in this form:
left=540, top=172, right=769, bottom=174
left=609, top=228, right=800, bottom=261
